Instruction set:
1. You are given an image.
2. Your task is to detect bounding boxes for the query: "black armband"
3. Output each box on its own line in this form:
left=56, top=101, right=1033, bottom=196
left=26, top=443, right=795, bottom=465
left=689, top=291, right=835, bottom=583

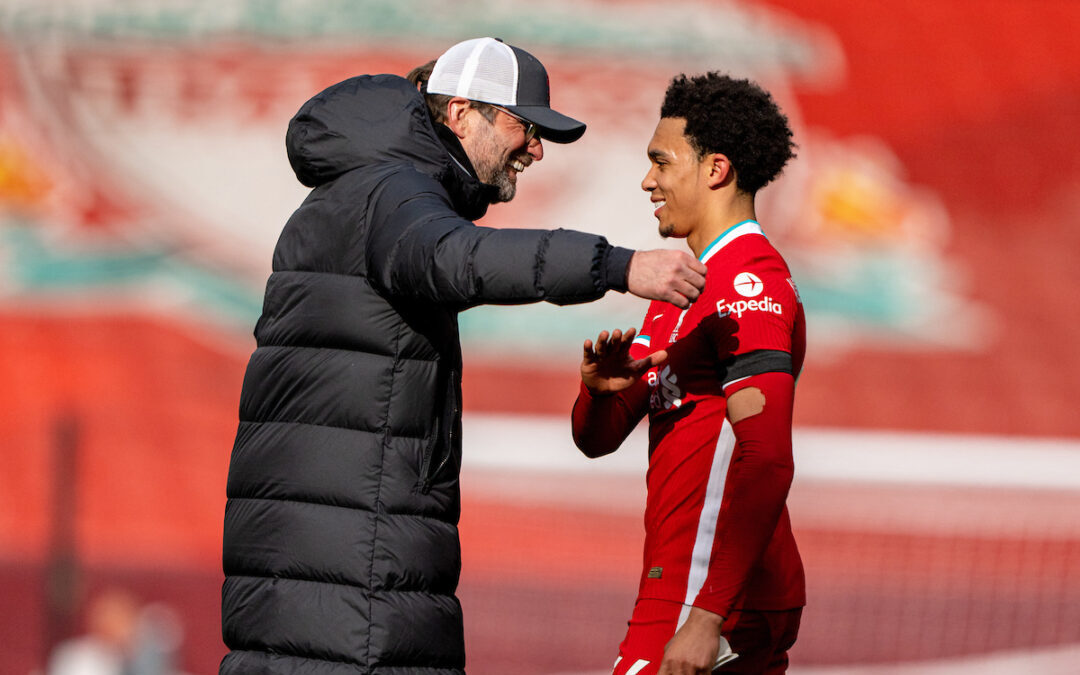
left=723, top=349, right=792, bottom=386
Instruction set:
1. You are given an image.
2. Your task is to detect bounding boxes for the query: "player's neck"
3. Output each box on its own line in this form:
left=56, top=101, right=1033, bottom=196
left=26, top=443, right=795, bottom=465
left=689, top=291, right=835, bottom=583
left=687, top=196, right=757, bottom=258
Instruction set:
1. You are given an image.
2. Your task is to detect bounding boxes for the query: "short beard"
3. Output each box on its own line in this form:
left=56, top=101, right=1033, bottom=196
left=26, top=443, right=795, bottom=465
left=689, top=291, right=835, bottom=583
left=485, top=164, right=516, bottom=203
left=470, top=124, right=518, bottom=203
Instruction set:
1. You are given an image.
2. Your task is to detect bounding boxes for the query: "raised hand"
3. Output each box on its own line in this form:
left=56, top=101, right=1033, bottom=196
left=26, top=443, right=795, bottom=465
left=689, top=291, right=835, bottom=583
left=581, top=327, right=667, bottom=395
left=626, top=249, right=707, bottom=309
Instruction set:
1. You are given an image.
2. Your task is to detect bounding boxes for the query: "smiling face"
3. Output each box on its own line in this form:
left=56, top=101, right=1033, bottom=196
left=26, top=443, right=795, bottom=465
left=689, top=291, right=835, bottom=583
left=641, top=117, right=712, bottom=240
left=464, top=106, right=544, bottom=202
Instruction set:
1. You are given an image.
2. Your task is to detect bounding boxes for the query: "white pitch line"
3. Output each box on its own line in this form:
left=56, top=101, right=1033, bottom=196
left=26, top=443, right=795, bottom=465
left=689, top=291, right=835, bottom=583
left=461, top=413, right=1080, bottom=490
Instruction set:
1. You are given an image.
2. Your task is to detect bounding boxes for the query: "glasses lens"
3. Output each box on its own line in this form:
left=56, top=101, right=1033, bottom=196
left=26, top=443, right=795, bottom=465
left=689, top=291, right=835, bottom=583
left=497, top=106, right=537, bottom=142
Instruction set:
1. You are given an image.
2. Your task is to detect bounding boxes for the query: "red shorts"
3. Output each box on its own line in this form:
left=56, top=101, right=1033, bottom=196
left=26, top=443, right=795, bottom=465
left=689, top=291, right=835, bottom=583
left=611, top=599, right=802, bottom=675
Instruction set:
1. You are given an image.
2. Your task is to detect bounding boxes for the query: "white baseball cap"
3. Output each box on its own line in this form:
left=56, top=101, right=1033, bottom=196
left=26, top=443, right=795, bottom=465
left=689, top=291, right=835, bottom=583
left=426, top=37, right=586, bottom=143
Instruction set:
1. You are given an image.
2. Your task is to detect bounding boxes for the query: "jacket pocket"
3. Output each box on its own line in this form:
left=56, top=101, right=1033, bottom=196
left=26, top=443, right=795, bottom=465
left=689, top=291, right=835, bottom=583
left=418, top=413, right=440, bottom=494
left=420, top=367, right=457, bottom=494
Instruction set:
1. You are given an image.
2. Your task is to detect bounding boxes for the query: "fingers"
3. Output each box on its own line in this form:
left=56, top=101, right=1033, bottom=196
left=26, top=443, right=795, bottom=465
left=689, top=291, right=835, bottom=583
left=589, top=328, right=639, bottom=356
left=667, top=278, right=704, bottom=308
left=627, top=249, right=707, bottom=306
left=682, top=276, right=704, bottom=300
left=616, top=328, right=639, bottom=357
left=611, top=328, right=639, bottom=350
left=645, top=349, right=668, bottom=369
left=593, top=330, right=610, bottom=358
left=582, top=338, right=594, bottom=361
left=676, top=257, right=706, bottom=305
left=629, top=348, right=667, bottom=375
left=668, top=292, right=691, bottom=309
left=685, top=258, right=707, bottom=287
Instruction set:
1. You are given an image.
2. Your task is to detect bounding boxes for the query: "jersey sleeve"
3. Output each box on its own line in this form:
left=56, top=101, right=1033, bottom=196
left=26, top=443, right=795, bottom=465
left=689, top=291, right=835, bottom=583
left=628, top=300, right=663, bottom=361
left=692, top=370, right=796, bottom=618
left=705, top=252, right=801, bottom=390
left=571, top=379, right=649, bottom=457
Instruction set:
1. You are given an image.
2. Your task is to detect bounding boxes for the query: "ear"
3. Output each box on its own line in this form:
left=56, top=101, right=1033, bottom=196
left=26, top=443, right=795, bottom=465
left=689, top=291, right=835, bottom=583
left=705, top=153, right=734, bottom=189
left=444, top=97, right=473, bottom=140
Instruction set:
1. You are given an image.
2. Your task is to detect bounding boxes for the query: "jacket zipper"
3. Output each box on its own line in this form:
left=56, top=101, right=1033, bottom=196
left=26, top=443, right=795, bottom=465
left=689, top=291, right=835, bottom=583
left=418, top=414, right=440, bottom=494
left=421, top=368, right=457, bottom=494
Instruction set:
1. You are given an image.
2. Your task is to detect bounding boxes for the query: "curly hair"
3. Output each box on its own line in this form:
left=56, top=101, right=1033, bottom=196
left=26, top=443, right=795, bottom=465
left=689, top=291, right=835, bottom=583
left=661, top=72, right=795, bottom=195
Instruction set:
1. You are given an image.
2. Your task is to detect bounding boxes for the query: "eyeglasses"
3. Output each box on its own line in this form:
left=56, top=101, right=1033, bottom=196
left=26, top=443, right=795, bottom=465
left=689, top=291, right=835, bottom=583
left=491, top=105, right=539, bottom=143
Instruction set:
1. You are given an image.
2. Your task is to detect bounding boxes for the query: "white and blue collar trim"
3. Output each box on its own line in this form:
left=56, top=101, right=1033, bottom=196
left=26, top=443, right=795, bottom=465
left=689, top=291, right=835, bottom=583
left=699, top=220, right=765, bottom=264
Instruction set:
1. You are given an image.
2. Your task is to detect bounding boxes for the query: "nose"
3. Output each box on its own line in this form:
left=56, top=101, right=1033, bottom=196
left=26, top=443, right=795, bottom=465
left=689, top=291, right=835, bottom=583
left=527, top=135, right=544, bottom=162
left=641, top=166, right=657, bottom=192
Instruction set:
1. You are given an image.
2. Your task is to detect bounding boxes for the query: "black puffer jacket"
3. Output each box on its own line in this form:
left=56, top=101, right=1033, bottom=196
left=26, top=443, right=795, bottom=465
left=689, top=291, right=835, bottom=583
left=220, top=75, right=629, bottom=674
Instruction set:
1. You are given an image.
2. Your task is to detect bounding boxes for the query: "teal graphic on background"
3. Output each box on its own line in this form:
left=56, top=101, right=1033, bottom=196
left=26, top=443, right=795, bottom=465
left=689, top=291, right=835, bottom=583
left=0, top=221, right=261, bottom=330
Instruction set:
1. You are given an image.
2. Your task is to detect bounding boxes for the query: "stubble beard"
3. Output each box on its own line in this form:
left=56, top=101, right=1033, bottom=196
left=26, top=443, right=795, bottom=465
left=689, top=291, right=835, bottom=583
left=471, top=125, right=520, bottom=203
left=486, top=164, right=517, bottom=203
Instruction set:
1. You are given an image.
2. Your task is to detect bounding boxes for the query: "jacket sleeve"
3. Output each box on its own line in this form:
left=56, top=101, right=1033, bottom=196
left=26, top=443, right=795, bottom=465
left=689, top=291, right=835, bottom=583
left=365, top=171, right=630, bottom=306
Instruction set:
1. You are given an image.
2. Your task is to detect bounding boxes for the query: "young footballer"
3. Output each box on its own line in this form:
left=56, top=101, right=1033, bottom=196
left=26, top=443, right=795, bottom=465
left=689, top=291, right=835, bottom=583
left=572, top=72, right=806, bottom=675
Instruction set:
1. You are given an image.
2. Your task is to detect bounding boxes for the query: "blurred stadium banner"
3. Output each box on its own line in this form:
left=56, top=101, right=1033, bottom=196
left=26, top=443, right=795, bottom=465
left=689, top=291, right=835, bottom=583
left=1, top=1, right=1079, bottom=674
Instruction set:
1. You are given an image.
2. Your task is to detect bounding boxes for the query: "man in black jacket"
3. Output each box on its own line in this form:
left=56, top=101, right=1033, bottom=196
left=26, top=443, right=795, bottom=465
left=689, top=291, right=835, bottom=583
left=220, top=37, right=706, bottom=675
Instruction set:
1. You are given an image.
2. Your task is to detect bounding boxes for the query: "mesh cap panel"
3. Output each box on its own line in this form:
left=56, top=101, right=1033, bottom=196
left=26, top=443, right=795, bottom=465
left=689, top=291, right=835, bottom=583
left=425, top=36, right=586, bottom=143
left=428, top=38, right=519, bottom=105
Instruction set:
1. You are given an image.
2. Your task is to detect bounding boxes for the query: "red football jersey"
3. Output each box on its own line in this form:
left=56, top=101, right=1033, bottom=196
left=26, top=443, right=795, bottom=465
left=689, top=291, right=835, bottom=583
left=574, top=220, right=806, bottom=624
left=631, top=220, right=805, bottom=617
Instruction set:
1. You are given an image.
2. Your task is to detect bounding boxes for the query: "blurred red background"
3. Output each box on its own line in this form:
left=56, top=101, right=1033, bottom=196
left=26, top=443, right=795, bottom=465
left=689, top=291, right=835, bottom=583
left=1, top=1, right=1078, bottom=674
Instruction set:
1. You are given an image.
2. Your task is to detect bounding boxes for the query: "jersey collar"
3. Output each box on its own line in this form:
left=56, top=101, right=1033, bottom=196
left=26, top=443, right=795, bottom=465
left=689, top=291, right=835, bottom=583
left=699, top=220, right=765, bottom=264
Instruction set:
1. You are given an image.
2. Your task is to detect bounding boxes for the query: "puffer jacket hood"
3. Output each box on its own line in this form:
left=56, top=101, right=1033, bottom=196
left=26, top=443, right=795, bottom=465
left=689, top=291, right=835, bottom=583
left=286, top=74, right=496, bottom=220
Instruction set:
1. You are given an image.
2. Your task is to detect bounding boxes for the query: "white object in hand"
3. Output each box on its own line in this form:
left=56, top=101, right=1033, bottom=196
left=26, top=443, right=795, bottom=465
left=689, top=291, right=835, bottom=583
left=713, top=634, right=738, bottom=669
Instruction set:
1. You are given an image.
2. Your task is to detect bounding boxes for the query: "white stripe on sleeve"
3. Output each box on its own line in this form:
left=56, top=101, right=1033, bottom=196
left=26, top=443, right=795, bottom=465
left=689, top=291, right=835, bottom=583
left=677, top=418, right=737, bottom=630
left=625, top=659, right=651, bottom=675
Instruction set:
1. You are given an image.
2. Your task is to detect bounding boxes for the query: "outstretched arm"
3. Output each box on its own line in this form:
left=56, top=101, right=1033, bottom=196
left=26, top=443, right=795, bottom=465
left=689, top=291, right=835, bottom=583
left=366, top=175, right=706, bottom=307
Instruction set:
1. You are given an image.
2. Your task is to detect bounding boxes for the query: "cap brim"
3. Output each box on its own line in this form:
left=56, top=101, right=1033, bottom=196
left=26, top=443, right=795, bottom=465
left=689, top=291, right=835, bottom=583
left=505, top=105, right=586, bottom=144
